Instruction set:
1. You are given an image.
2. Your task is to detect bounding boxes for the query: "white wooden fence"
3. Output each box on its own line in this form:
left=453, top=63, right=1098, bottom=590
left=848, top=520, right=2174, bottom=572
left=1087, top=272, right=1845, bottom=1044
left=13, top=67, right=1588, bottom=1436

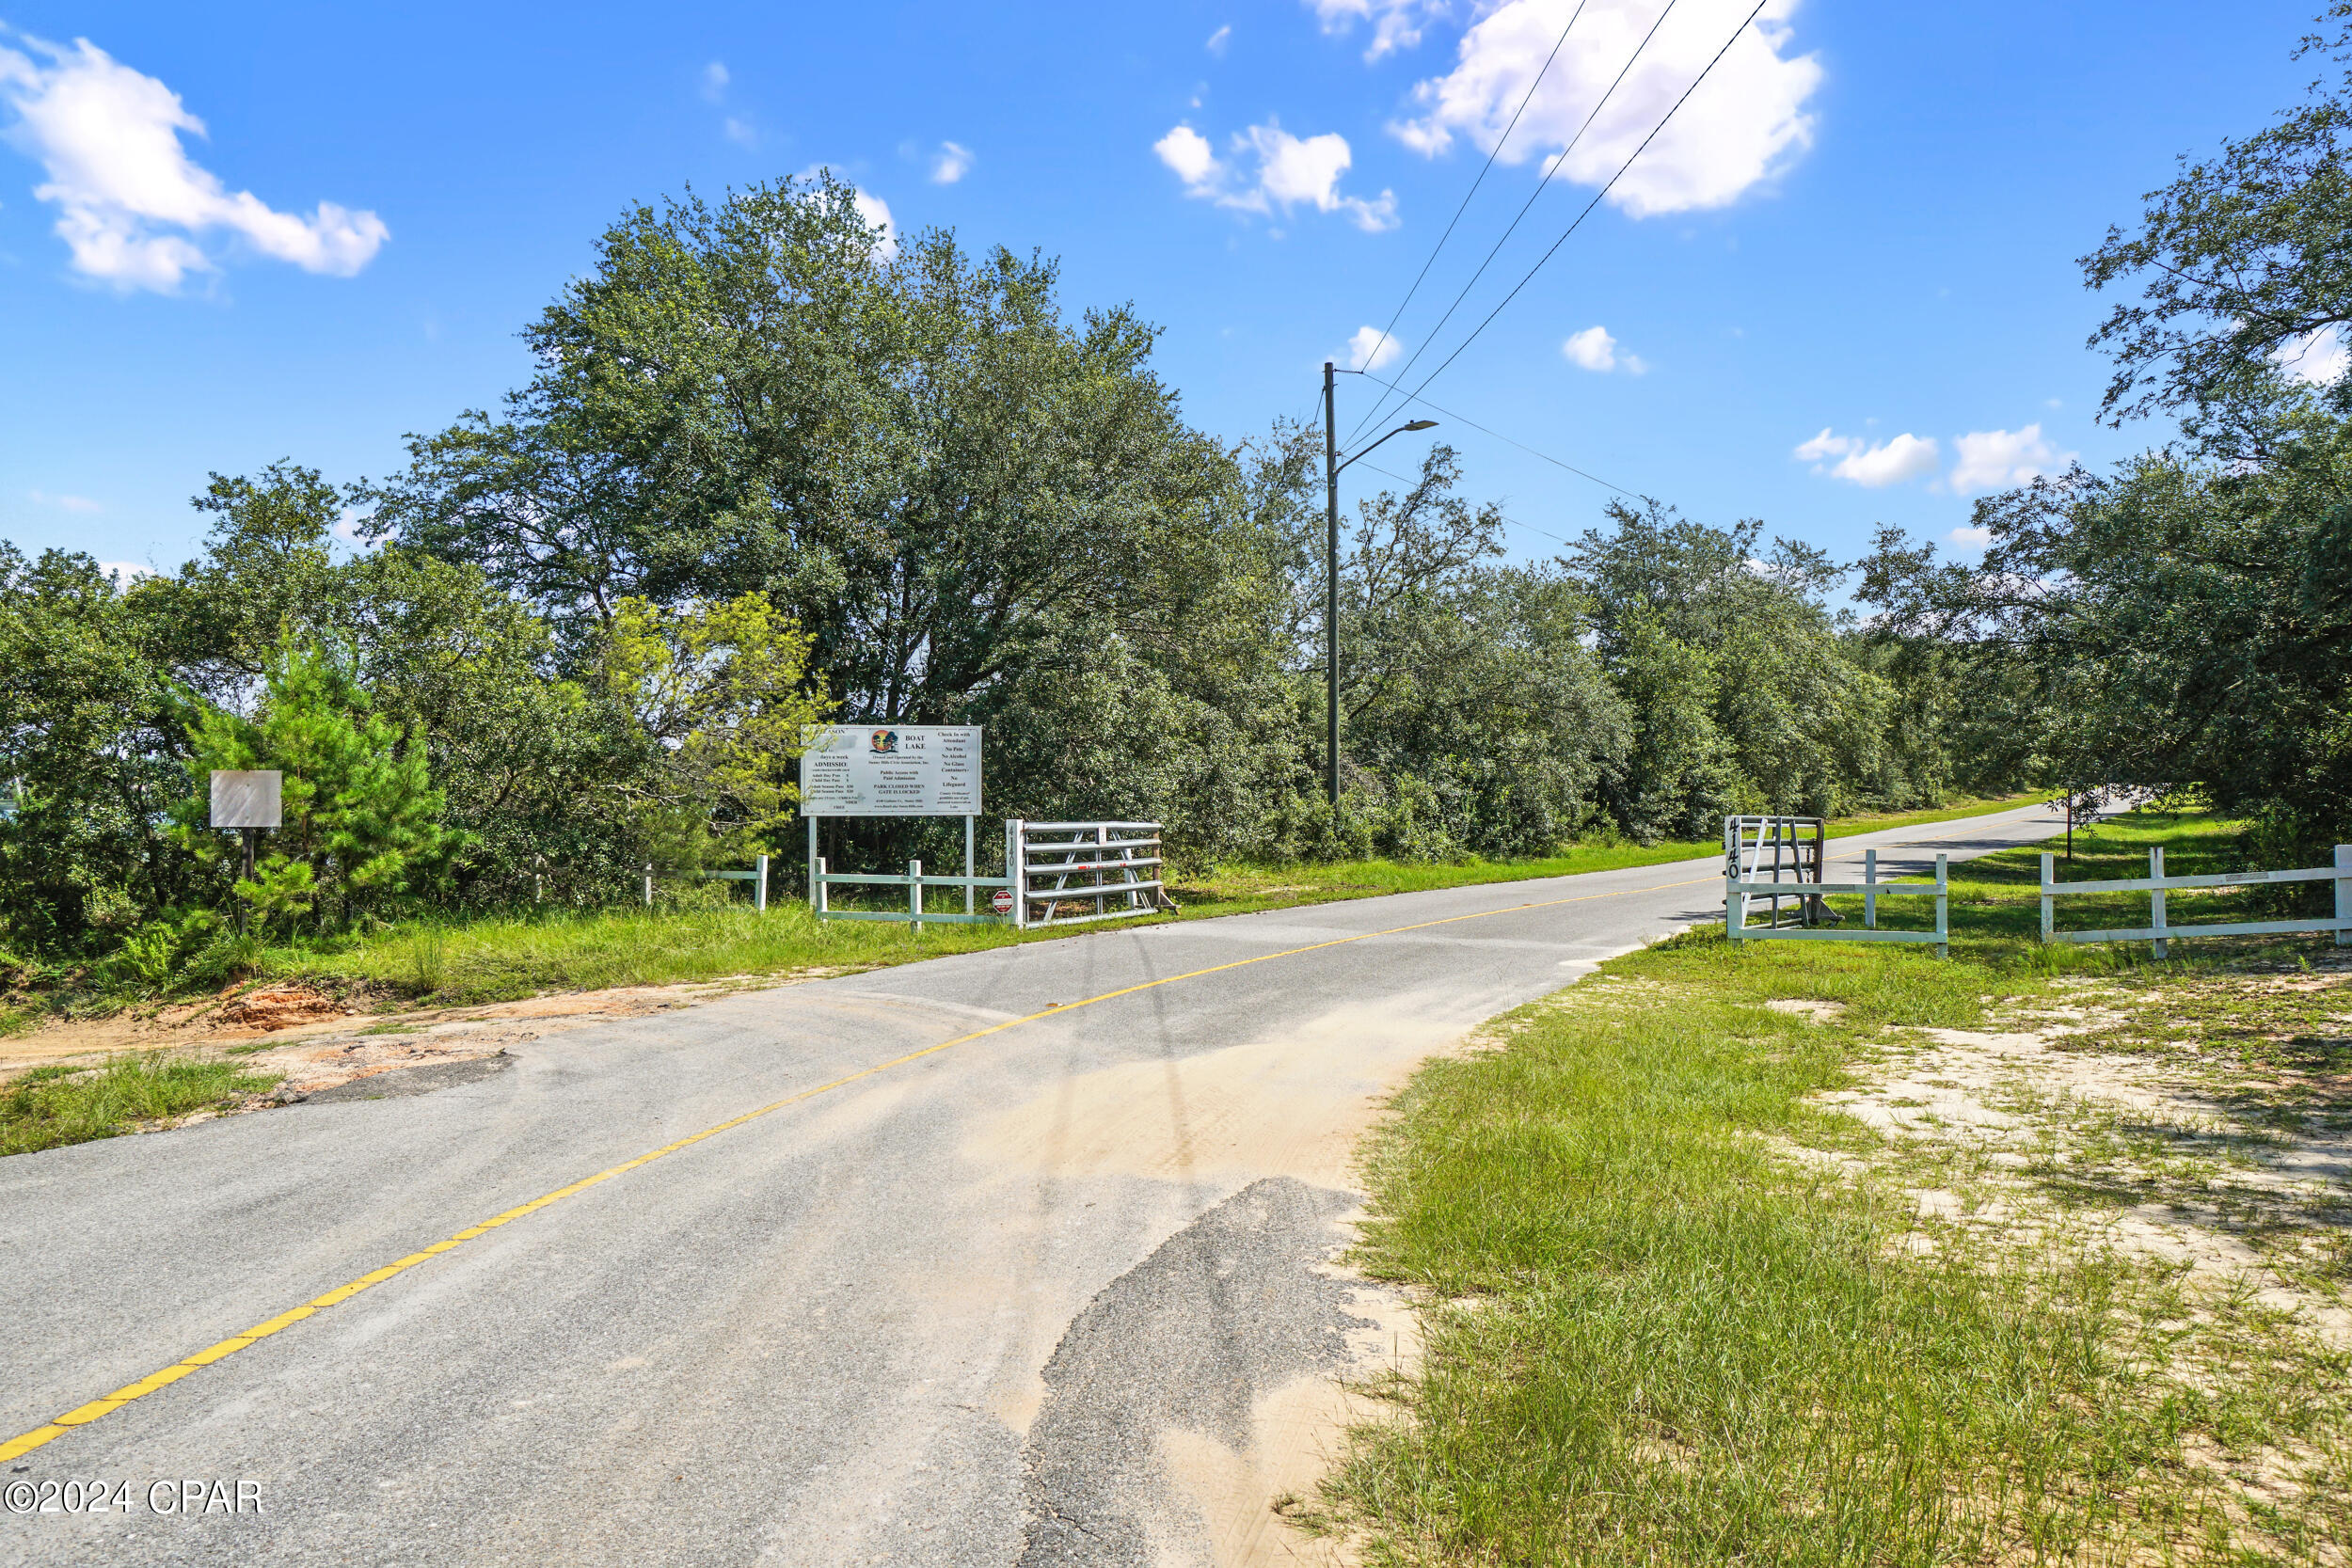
left=639, top=857, right=770, bottom=910
left=1724, top=819, right=2352, bottom=959
left=2042, top=845, right=2352, bottom=956
left=1728, top=842, right=1949, bottom=957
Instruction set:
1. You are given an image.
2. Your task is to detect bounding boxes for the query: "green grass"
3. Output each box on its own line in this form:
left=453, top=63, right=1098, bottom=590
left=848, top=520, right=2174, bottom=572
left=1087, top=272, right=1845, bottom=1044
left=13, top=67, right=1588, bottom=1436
left=1327, top=927, right=2346, bottom=1564
left=1323, top=808, right=2352, bottom=1564
left=0, top=1053, right=282, bottom=1158
left=257, top=902, right=1029, bottom=1007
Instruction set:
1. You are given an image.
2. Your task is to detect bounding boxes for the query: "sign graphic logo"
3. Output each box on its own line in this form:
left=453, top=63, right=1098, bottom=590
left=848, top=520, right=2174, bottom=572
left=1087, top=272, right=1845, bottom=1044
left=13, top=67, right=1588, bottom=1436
left=869, top=730, right=898, bottom=755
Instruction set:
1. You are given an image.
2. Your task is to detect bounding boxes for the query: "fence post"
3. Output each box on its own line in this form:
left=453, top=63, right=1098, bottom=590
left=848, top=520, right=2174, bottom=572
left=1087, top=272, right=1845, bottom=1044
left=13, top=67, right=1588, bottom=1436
left=2040, top=852, right=2054, bottom=944
left=755, top=853, right=768, bottom=913
left=643, top=863, right=653, bottom=907
left=1809, top=817, right=1826, bottom=927
left=1725, top=862, right=1744, bottom=944
left=814, top=855, right=829, bottom=916
left=1934, top=853, right=1948, bottom=958
left=964, top=815, right=976, bottom=916
left=2151, top=847, right=2168, bottom=960
left=909, top=858, right=924, bottom=933
left=2338, top=845, right=2351, bottom=948
left=1007, top=818, right=1026, bottom=930
left=1865, top=847, right=1878, bottom=929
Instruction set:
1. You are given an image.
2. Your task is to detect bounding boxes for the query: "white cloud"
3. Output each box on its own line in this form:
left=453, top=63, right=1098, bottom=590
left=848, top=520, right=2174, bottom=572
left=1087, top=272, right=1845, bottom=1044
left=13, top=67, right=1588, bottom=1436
left=98, top=561, right=152, bottom=582
left=850, top=187, right=897, bottom=260
left=1791, top=427, right=1854, bottom=463
left=1153, top=119, right=1397, bottom=231
left=1562, top=324, right=1645, bottom=373
left=1948, top=525, right=1992, bottom=548
left=1206, top=24, right=1233, bottom=55
left=0, top=32, right=389, bottom=292
left=2271, top=324, right=2349, bottom=386
left=1308, top=0, right=1442, bottom=60
left=1391, top=0, right=1822, bottom=218
left=796, top=167, right=898, bottom=260
left=1346, top=325, right=1403, bottom=372
left=1794, top=427, right=1938, bottom=487
left=1153, top=124, right=1223, bottom=191
left=1947, top=424, right=2070, bottom=495
left=723, top=117, right=756, bottom=148
left=930, top=140, right=975, bottom=184
left=701, top=61, right=729, bottom=103
left=27, top=488, right=99, bottom=513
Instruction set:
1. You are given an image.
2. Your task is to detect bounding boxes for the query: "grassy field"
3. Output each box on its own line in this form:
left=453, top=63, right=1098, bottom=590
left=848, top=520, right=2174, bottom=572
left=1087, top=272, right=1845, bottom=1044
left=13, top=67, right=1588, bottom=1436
left=1320, top=811, right=2351, bottom=1565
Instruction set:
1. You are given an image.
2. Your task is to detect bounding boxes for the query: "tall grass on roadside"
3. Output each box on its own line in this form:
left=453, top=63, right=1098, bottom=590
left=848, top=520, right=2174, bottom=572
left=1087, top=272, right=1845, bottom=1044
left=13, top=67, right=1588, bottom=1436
left=265, top=901, right=1021, bottom=1006
left=0, top=1054, right=281, bottom=1158
left=408, top=924, right=448, bottom=994
left=1331, top=932, right=2270, bottom=1564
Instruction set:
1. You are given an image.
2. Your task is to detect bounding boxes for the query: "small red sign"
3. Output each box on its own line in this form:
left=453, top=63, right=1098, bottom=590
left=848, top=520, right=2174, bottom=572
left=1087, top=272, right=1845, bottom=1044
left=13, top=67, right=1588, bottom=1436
left=991, top=889, right=1015, bottom=916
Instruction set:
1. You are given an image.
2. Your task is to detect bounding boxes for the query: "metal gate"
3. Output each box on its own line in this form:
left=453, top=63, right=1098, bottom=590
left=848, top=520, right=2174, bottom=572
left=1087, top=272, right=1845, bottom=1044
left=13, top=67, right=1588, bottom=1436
left=1007, top=820, right=1171, bottom=928
left=1724, top=816, right=1832, bottom=928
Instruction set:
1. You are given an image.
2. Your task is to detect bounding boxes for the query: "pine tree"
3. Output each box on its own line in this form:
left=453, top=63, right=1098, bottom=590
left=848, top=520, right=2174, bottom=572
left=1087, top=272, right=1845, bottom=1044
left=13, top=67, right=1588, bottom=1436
left=176, top=640, right=449, bottom=931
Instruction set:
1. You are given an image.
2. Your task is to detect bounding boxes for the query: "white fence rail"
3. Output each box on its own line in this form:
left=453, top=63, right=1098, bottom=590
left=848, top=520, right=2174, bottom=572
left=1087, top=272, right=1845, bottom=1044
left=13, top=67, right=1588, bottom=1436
left=640, top=857, right=770, bottom=911
left=2042, top=845, right=2352, bottom=957
left=1729, top=843, right=1949, bottom=957
left=1009, top=820, right=1171, bottom=928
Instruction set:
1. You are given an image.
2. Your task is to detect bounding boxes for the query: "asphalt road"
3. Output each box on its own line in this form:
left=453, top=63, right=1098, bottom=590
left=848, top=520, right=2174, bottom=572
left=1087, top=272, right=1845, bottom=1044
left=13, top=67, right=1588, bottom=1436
left=0, top=802, right=2073, bottom=1567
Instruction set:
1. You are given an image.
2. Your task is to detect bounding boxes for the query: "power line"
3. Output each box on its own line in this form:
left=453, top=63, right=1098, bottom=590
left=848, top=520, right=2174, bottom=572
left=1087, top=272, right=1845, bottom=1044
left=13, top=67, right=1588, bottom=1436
left=1342, top=0, right=1592, bottom=422
left=1347, top=369, right=1651, bottom=501
left=1388, top=0, right=1770, bottom=421
left=1348, top=458, right=1581, bottom=552
left=1345, top=0, right=1682, bottom=447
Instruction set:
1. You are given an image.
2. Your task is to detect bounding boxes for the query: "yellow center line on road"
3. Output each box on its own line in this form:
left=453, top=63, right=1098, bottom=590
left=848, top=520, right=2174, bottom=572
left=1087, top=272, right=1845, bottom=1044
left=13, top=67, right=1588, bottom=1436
left=0, top=872, right=1721, bottom=1465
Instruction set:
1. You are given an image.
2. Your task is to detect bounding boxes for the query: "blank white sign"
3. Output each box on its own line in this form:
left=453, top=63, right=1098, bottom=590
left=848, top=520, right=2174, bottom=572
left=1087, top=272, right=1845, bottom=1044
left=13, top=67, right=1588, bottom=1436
left=210, top=770, right=282, bottom=829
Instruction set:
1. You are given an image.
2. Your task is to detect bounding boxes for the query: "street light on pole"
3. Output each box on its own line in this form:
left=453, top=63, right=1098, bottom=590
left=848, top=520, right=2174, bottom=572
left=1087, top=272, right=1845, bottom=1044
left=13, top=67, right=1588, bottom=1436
left=1322, top=358, right=1438, bottom=805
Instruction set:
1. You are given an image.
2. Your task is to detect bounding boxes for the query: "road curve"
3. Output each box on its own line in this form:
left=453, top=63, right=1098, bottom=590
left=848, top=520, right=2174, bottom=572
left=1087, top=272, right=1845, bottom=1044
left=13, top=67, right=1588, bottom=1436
left=0, top=802, right=2071, bottom=1567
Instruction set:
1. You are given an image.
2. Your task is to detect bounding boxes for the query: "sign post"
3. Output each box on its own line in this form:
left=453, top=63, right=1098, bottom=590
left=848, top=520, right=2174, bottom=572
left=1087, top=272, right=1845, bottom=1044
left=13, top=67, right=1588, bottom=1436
left=209, top=770, right=282, bottom=929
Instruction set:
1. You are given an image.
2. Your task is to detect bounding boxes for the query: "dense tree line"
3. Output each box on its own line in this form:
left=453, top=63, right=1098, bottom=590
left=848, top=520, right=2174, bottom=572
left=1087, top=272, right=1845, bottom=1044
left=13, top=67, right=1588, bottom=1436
left=1862, top=4, right=2352, bottom=869
left=76, top=124, right=2352, bottom=970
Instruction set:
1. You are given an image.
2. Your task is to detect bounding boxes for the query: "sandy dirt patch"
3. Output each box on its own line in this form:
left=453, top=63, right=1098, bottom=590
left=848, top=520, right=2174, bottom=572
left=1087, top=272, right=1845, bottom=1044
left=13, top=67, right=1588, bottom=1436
left=1807, top=970, right=2352, bottom=1350
left=0, top=969, right=857, bottom=1101
left=964, top=1001, right=1478, bottom=1193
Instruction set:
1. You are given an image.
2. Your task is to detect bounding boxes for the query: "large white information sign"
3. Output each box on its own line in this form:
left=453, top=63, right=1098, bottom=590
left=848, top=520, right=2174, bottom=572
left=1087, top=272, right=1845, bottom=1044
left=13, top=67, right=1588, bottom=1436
left=798, top=725, right=982, bottom=817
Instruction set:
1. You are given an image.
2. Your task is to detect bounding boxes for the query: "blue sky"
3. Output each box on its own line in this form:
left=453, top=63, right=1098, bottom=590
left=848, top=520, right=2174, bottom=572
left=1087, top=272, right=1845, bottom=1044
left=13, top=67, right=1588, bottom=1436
left=0, top=1, right=2327, bottom=581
